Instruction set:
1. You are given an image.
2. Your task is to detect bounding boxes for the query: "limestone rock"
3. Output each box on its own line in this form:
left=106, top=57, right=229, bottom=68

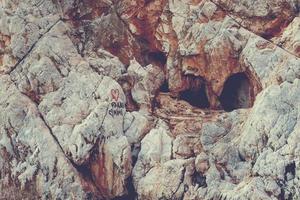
left=86, top=49, right=126, bottom=80
left=90, top=135, right=132, bottom=199
left=0, top=75, right=99, bottom=199
left=272, top=17, right=300, bottom=57
left=136, top=159, right=194, bottom=200
left=195, top=153, right=210, bottom=174
left=1, top=0, right=300, bottom=199
left=1, top=10, right=131, bottom=198
left=132, top=120, right=172, bottom=185
left=211, top=0, right=298, bottom=37
left=127, top=59, right=165, bottom=111
left=240, top=35, right=300, bottom=88
left=173, top=135, right=202, bottom=159
left=123, top=111, right=154, bottom=145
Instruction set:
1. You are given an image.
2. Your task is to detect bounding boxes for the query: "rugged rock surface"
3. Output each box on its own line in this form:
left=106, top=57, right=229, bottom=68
left=0, top=0, right=300, bottom=199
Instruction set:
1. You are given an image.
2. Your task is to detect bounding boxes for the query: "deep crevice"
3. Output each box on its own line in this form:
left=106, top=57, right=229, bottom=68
left=112, top=176, right=137, bottom=200
left=160, top=80, right=170, bottom=93
left=192, top=171, right=207, bottom=188
left=285, top=162, right=296, bottom=181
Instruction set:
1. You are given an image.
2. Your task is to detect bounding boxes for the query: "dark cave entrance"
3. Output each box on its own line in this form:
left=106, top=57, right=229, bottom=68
left=219, top=72, right=251, bottom=112
left=180, top=82, right=210, bottom=109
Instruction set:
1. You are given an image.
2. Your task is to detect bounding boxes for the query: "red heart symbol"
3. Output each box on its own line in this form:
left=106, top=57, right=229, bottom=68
left=111, top=89, right=120, bottom=101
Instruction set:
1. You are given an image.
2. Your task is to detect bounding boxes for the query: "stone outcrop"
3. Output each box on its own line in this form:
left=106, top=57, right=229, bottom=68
left=1, top=0, right=300, bottom=199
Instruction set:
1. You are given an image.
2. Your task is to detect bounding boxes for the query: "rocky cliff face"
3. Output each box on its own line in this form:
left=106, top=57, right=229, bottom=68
left=0, top=0, right=300, bottom=199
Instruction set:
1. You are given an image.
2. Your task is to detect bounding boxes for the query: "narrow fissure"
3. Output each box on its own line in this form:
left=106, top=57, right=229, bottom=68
left=160, top=80, right=170, bottom=93
left=192, top=171, right=207, bottom=188
left=112, top=176, right=137, bottom=200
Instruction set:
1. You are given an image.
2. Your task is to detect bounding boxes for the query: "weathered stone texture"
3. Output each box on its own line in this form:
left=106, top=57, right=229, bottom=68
left=1, top=0, right=300, bottom=199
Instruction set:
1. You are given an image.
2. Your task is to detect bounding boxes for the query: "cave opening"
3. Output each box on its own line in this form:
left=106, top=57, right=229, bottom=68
left=219, top=72, right=251, bottom=112
left=180, top=82, right=210, bottom=109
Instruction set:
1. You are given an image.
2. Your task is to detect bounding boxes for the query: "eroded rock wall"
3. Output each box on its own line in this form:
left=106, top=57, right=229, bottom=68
left=0, top=0, right=300, bottom=199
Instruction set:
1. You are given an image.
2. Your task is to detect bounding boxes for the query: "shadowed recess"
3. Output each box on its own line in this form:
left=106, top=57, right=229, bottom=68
left=219, top=72, right=251, bottom=111
left=160, top=80, right=170, bottom=93
left=180, top=82, right=210, bottom=109
left=147, top=51, right=167, bottom=66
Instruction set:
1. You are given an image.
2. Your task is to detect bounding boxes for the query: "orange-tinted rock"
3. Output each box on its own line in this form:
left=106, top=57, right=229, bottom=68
left=117, top=0, right=167, bottom=51
left=90, top=137, right=132, bottom=199
left=152, top=0, right=262, bottom=109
